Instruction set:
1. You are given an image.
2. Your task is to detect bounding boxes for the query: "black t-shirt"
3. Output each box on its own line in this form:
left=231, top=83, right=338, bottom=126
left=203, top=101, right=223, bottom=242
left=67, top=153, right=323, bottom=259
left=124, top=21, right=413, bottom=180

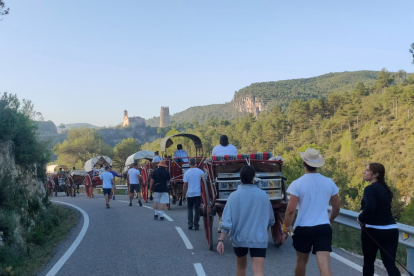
left=151, top=168, right=170, bottom=193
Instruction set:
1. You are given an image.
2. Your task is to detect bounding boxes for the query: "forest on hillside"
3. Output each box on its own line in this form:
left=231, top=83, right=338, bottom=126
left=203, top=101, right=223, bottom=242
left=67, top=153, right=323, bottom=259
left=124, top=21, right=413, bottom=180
left=146, top=70, right=384, bottom=126
left=142, top=69, right=414, bottom=227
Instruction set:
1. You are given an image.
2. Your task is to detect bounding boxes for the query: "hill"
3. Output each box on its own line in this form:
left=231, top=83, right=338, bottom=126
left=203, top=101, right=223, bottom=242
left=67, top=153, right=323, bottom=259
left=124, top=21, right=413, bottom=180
left=146, top=103, right=245, bottom=127
left=59, top=123, right=99, bottom=131
left=146, top=71, right=380, bottom=126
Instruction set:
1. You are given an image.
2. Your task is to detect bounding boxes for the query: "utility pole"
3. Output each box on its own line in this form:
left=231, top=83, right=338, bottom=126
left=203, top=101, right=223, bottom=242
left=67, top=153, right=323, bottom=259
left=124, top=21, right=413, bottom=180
left=396, top=99, right=398, bottom=119
left=330, top=129, right=332, bottom=141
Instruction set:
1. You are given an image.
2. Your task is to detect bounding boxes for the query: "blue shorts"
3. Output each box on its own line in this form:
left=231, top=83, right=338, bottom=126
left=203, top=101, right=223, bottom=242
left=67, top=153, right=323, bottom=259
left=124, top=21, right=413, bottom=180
left=103, top=188, right=112, bottom=195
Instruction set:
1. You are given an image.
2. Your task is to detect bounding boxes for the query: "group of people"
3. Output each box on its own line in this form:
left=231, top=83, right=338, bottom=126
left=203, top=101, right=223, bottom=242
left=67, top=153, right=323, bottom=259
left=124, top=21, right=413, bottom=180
left=217, top=147, right=401, bottom=276
left=96, top=134, right=401, bottom=276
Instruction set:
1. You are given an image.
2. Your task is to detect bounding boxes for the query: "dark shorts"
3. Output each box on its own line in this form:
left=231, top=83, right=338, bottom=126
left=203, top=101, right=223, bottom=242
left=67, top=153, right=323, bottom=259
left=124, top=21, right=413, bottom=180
left=130, top=184, right=140, bottom=193
left=292, top=224, right=332, bottom=254
left=234, top=247, right=266, bottom=258
left=103, top=188, right=112, bottom=195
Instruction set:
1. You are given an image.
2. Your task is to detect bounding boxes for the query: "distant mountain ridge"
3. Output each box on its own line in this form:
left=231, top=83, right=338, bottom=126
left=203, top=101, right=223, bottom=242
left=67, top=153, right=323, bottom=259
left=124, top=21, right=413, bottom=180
left=60, top=123, right=99, bottom=131
left=146, top=70, right=380, bottom=126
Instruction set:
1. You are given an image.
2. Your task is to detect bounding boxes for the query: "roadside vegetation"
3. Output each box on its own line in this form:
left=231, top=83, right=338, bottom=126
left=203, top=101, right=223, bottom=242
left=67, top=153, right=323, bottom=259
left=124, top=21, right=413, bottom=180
left=0, top=94, right=78, bottom=276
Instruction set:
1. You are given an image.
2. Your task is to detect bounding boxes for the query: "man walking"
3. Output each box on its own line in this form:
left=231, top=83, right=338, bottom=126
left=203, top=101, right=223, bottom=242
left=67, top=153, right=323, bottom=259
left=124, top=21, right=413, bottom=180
left=183, top=158, right=204, bottom=230
left=127, top=162, right=142, bottom=206
left=153, top=151, right=162, bottom=162
left=282, top=148, right=341, bottom=276
left=150, top=160, right=170, bottom=220
left=109, top=165, right=122, bottom=200
left=100, top=166, right=114, bottom=209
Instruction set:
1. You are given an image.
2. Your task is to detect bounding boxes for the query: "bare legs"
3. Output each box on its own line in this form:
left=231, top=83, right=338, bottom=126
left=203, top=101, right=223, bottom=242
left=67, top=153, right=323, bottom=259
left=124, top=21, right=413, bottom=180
left=294, top=251, right=331, bottom=276
left=235, top=256, right=264, bottom=276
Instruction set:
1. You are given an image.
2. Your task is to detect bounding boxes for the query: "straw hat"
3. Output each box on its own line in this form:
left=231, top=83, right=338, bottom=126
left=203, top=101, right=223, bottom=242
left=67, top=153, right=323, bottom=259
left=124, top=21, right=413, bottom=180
left=158, top=160, right=167, bottom=167
left=299, top=148, right=325, bottom=168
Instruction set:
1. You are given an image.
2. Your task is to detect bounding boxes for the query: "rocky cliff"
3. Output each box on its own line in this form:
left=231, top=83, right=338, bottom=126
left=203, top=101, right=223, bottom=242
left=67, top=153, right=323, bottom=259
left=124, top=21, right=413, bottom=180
left=232, top=95, right=264, bottom=117
left=0, top=141, right=46, bottom=248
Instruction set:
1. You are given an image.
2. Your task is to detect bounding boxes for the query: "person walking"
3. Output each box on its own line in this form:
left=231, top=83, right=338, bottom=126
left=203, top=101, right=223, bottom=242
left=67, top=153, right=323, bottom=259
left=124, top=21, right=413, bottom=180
left=182, top=158, right=204, bottom=230
left=109, top=165, right=122, bottom=200
left=358, top=163, right=401, bottom=276
left=127, top=162, right=143, bottom=206
left=153, top=151, right=162, bottom=162
left=217, top=165, right=275, bottom=276
left=100, top=166, right=114, bottom=209
left=282, top=148, right=340, bottom=276
left=150, top=160, right=170, bottom=220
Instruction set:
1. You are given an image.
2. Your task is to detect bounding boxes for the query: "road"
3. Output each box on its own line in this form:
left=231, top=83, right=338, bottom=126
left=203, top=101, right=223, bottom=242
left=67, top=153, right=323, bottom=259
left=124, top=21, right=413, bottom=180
left=36, top=194, right=389, bottom=276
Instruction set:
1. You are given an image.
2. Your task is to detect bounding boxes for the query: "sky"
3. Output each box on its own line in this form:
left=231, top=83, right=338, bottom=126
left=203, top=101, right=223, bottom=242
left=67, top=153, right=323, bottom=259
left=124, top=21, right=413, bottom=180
left=1, top=0, right=413, bottom=126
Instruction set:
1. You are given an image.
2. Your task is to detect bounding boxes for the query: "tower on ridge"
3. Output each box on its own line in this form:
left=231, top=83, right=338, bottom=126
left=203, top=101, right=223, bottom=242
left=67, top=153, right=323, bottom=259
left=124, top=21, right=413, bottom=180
left=160, top=107, right=170, bottom=127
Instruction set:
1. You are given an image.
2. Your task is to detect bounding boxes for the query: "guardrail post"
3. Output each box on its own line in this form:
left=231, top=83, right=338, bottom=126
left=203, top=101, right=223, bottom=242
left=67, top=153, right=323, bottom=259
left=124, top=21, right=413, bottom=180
left=408, top=247, right=414, bottom=274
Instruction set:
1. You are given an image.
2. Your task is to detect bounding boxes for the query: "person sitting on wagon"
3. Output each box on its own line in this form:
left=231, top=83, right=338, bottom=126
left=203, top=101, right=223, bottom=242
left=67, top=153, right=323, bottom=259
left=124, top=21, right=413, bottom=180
left=174, top=144, right=188, bottom=162
left=57, top=167, right=66, bottom=176
left=212, top=135, right=238, bottom=156
left=99, top=164, right=105, bottom=176
left=153, top=151, right=162, bottom=162
left=217, top=165, right=275, bottom=276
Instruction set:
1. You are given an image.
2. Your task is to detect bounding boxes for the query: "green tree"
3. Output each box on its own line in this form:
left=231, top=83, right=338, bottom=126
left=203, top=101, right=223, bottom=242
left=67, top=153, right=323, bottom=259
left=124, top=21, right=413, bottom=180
left=58, top=123, right=65, bottom=132
left=54, top=128, right=112, bottom=168
left=410, top=43, right=414, bottom=64
left=0, top=0, right=9, bottom=16
left=112, top=138, right=141, bottom=172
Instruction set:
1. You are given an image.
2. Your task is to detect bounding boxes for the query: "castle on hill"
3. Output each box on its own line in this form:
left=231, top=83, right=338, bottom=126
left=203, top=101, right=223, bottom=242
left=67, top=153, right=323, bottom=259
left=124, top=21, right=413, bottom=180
left=122, top=110, right=145, bottom=128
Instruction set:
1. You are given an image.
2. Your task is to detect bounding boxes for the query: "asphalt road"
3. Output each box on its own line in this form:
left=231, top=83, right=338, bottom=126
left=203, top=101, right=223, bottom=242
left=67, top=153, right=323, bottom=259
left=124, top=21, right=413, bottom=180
left=36, top=193, right=390, bottom=276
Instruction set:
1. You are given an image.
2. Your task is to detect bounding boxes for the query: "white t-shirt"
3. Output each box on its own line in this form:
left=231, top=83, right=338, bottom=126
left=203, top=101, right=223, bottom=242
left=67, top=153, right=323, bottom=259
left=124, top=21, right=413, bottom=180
left=212, top=144, right=238, bottom=156
left=99, top=168, right=105, bottom=176
left=174, top=150, right=189, bottom=162
left=128, top=168, right=141, bottom=184
left=153, top=156, right=162, bottom=162
left=100, top=171, right=114, bottom=189
left=287, top=173, right=339, bottom=227
left=183, top=168, right=204, bottom=197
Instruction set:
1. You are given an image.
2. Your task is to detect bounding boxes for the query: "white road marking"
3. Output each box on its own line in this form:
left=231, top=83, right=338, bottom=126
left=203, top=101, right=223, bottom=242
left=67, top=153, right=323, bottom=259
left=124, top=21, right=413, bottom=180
left=330, top=252, right=379, bottom=276
left=119, top=200, right=130, bottom=203
left=194, top=263, right=206, bottom=276
left=175, top=227, right=193, bottom=249
left=163, top=213, right=173, bottom=221
left=143, top=205, right=153, bottom=209
left=47, top=201, right=89, bottom=276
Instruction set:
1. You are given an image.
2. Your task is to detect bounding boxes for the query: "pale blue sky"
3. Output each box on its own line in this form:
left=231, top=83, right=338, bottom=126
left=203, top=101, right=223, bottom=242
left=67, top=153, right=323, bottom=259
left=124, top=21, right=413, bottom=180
left=1, top=0, right=413, bottom=126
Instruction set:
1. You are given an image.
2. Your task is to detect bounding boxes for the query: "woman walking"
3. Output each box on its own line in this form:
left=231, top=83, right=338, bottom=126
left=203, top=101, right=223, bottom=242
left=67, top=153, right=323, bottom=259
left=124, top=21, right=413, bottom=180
left=358, top=163, right=401, bottom=276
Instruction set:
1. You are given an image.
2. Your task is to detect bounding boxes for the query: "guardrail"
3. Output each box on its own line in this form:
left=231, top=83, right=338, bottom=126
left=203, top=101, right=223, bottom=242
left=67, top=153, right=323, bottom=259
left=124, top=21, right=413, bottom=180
left=329, top=206, right=414, bottom=272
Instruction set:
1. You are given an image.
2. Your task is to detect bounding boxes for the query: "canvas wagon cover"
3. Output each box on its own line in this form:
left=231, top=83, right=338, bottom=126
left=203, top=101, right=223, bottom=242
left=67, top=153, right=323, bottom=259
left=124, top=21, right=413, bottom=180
left=46, top=164, right=69, bottom=174
left=160, top=133, right=202, bottom=152
left=125, top=150, right=154, bottom=166
left=84, top=156, right=112, bottom=172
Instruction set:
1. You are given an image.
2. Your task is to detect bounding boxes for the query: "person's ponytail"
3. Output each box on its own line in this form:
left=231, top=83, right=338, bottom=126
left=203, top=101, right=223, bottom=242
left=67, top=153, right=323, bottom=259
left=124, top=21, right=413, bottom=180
left=368, top=163, right=393, bottom=201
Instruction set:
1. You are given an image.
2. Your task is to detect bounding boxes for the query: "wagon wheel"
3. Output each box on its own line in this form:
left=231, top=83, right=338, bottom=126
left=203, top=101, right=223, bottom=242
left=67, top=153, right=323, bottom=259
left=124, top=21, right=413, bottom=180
left=83, top=174, right=92, bottom=198
left=201, top=176, right=213, bottom=250
left=270, top=210, right=284, bottom=247
left=141, top=166, right=148, bottom=203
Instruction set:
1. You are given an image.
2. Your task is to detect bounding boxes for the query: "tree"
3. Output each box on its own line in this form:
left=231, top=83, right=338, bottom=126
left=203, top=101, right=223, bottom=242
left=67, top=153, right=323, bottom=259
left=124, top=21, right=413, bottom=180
left=0, top=0, right=9, bottom=17
left=54, top=128, right=112, bottom=168
left=112, top=138, right=141, bottom=172
left=58, top=123, right=65, bottom=132
left=410, top=43, right=414, bottom=64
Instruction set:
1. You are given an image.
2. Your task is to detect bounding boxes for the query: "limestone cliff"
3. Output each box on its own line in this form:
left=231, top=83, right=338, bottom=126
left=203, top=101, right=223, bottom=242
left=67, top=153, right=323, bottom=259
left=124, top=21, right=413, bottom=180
left=232, top=95, right=264, bottom=117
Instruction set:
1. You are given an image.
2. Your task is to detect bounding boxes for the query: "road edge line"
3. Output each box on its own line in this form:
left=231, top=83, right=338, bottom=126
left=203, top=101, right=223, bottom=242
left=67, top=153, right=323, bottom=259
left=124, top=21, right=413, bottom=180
left=330, top=252, right=379, bottom=276
left=194, top=263, right=206, bottom=276
left=175, top=226, right=193, bottom=249
left=47, top=201, right=90, bottom=276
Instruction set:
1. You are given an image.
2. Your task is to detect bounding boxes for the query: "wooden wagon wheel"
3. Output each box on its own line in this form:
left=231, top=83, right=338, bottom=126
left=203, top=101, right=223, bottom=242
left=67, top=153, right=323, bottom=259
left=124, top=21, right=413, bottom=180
left=201, top=176, right=213, bottom=250
left=270, top=210, right=284, bottom=247
left=141, top=166, right=149, bottom=203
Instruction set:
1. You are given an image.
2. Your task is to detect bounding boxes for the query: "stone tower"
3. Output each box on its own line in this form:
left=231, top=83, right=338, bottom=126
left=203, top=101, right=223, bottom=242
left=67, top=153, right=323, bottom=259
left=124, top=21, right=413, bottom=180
left=160, top=107, right=170, bottom=127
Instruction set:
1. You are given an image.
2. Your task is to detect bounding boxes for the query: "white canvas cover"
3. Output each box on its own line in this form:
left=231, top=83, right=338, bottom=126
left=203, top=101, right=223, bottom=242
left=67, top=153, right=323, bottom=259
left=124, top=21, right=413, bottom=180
left=124, top=151, right=154, bottom=166
left=71, top=170, right=86, bottom=176
left=46, top=164, right=69, bottom=174
left=84, top=156, right=113, bottom=172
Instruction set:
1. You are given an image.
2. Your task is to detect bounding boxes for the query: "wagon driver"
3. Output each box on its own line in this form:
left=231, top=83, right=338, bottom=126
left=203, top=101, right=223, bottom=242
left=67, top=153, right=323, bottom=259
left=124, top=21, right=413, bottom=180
left=212, top=135, right=238, bottom=156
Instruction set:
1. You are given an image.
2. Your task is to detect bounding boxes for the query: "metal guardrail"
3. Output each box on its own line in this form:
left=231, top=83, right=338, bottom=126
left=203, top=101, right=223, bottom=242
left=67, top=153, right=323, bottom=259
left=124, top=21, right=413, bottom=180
left=329, top=206, right=414, bottom=272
